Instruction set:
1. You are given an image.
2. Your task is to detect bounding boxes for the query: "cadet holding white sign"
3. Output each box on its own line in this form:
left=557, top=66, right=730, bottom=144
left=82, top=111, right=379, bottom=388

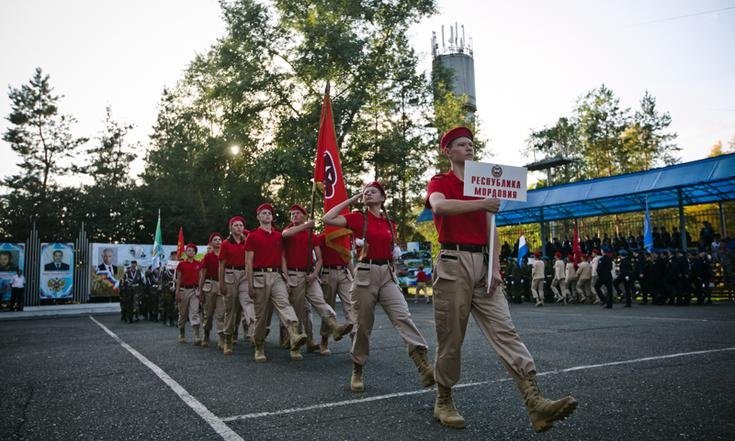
left=425, top=126, right=577, bottom=432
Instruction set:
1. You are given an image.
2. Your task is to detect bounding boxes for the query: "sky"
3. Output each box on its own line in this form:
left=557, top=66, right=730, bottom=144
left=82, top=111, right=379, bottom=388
left=1, top=0, right=733, bottom=185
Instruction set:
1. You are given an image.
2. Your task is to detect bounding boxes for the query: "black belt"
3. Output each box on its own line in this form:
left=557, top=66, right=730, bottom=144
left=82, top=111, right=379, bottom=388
left=359, top=259, right=391, bottom=265
left=323, top=265, right=346, bottom=270
left=181, top=284, right=197, bottom=289
left=441, top=243, right=488, bottom=253
left=287, top=267, right=308, bottom=272
left=253, top=267, right=280, bottom=273
left=226, top=265, right=245, bottom=270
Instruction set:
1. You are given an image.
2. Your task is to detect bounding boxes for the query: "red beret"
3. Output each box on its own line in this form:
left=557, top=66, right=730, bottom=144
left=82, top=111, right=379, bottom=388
left=365, top=181, right=386, bottom=197
left=185, top=243, right=197, bottom=251
left=554, top=252, right=562, bottom=258
left=256, top=203, right=274, bottom=214
left=533, top=251, right=541, bottom=258
left=591, top=248, right=600, bottom=254
left=208, top=232, right=222, bottom=243
left=440, top=126, right=473, bottom=151
left=228, top=216, right=245, bottom=226
left=289, top=204, right=307, bottom=215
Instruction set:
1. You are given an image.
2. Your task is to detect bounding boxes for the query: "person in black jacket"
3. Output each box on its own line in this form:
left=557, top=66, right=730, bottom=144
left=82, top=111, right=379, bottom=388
left=671, top=250, right=690, bottom=305
left=595, top=249, right=614, bottom=309
left=614, top=250, right=633, bottom=307
left=691, top=251, right=712, bottom=305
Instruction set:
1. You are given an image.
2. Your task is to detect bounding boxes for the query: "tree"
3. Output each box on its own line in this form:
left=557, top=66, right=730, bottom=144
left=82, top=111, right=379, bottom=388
left=526, top=85, right=679, bottom=184
left=78, top=107, right=144, bottom=242
left=1, top=68, right=87, bottom=240
left=142, top=0, right=439, bottom=241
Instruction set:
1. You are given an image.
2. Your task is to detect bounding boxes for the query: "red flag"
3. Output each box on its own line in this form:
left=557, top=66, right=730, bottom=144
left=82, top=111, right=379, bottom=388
left=177, top=227, right=185, bottom=260
left=572, top=220, right=583, bottom=269
left=313, top=85, right=351, bottom=261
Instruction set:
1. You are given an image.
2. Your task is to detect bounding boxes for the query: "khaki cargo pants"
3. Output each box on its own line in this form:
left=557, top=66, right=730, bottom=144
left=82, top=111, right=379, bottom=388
left=288, top=270, right=337, bottom=333
left=320, top=267, right=356, bottom=336
left=433, top=249, right=536, bottom=388
left=177, top=287, right=201, bottom=329
left=201, top=279, right=224, bottom=334
left=350, top=263, right=428, bottom=366
left=252, top=271, right=299, bottom=343
left=223, top=269, right=254, bottom=336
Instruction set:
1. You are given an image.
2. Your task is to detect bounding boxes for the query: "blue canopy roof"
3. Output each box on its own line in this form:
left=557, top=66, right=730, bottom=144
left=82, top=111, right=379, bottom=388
left=418, top=153, right=735, bottom=227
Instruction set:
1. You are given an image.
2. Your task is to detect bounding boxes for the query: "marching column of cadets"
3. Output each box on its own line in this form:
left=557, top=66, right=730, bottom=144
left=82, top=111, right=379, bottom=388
left=505, top=247, right=716, bottom=307
left=114, top=126, right=582, bottom=433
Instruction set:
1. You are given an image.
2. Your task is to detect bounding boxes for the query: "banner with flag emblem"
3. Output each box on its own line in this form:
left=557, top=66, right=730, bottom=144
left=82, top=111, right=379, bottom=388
left=177, top=227, right=185, bottom=260
left=313, top=85, right=351, bottom=261
left=151, top=209, right=164, bottom=269
left=572, top=220, right=583, bottom=268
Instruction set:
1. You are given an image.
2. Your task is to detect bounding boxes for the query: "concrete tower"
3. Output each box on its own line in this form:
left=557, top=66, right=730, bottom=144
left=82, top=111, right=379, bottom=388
left=432, top=23, right=477, bottom=118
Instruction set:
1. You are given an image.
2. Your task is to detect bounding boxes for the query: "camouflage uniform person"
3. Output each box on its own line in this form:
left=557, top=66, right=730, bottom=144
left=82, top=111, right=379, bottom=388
left=145, top=267, right=161, bottom=321
left=160, top=252, right=179, bottom=326
left=122, top=261, right=145, bottom=323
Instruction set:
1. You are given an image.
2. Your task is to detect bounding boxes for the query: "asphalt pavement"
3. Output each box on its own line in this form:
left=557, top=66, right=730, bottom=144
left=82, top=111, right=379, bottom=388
left=1, top=301, right=734, bottom=441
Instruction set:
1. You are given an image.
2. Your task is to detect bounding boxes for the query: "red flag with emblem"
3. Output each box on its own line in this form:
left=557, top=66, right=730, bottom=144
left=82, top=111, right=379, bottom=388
left=313, top=85, right=351, bottom=261
left=176, top=227, right=185, bottom=260
left=572, top=220, right=583, bottom=269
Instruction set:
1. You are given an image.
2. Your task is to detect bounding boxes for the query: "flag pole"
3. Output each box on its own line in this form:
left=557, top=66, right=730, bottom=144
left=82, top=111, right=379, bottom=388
left=310, top=81, right=331, bottom=220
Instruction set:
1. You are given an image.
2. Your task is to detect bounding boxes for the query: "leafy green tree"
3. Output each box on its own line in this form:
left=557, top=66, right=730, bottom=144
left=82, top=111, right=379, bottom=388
left=1, top=68, right=87, bottom=240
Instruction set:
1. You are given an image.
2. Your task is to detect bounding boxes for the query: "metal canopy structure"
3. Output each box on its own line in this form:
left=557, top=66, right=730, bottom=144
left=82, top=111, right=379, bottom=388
left=494, top=153, right=735, bottom=226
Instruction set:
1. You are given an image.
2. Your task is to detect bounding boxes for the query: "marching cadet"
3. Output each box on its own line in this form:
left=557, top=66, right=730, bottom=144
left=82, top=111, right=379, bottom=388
left=218, top=216, right=254, bottom=355
left=316, top=231, right=356, bottom=355
left=691, top=251, right=712, bottom=305
left=425, top=126, right=576, bottom=432
left=282, top=204, right=353, bottom=360
left=672, top=249, right=690, bottom=305
left=590, top=248, right=602, bottom=304
left=324, top=182, right=434, bottom=394
left=507, top=258, right=523, bottom=304
left=530, top=252, right=545, bottom=306
left=145, top=266, right=161, bottom=321
left=161, top=251, right=179, bottom=326
left=595, top=249, right=614, bottom=308
left=575, top=255, right=593, bottom=303
left=543, top=255, right=554, bottom=302
left=175, top=243, right=203, bottom=344
left=562, top=257, right=577, bottom=304
left=246, top=203, right=308, bottom=363
left=614, top=250, right=633, bottom=307
left=198, top=233, right=224, bottom=347
left=551, top=252, right=565, bottom=302
left=122, top=260, right=145, bottom=323
left=631, top=249, right=646, bottom=304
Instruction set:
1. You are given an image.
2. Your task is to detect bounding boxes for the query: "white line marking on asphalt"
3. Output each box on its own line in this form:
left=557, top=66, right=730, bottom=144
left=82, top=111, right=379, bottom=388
left=89, top=316, right=244, bottom=441
left=517, top=311, right=710, bottom=322
left=221, top=346, right=735, bottom=422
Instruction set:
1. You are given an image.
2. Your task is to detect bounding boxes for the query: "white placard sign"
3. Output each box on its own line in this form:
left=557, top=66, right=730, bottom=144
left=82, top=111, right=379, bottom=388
left=462, top=160, right=527, bottom=201
left=462, top=160, right=527, bottom=294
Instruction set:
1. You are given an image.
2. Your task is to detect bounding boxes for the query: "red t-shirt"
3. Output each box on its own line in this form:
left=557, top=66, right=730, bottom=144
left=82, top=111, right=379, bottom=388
left=344, top=211, right=395, bottom=260
left=201, top=251, right=219, bottom=279
left=416, top=270, right=428, bottom=283
left=177, top=260, right=201, bottom=286
left=219, top=235, right=247, bottom=267
left=317, top=233, right=351, bottom=266
left=283, top=226, right=312, bottom=269
left=245, top=227, right=283, bottom=268
left=425, top=170, right=488, bottom=245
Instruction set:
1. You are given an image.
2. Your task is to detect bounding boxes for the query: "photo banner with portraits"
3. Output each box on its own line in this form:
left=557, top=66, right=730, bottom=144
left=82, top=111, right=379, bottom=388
left=39, top=242, right=74, bottom=300
left=0, top=243, right=25, bottom=303
left=89, top=243, right=187, bottom=298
